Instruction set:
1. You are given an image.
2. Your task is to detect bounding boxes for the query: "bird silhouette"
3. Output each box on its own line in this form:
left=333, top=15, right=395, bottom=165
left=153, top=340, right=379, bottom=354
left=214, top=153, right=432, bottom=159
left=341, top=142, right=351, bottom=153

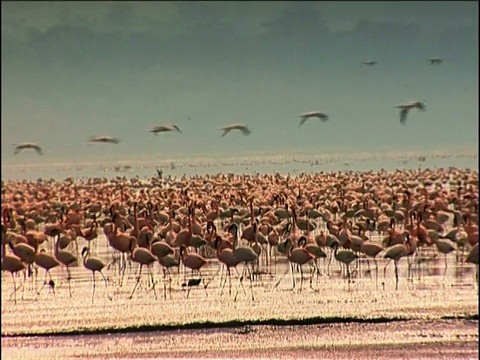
left=89, top=135, right=120, bottom=144
left=396, top=101, right=426, bottom=124
left=220, top=124, right=252, bottom=137
left=150, top=125, right=181, bottom=135
left=428, top=58, right=443, bottom=65
left=14, top=142, right=43, bottom=155
left=298, top=111, right=329, bottom=127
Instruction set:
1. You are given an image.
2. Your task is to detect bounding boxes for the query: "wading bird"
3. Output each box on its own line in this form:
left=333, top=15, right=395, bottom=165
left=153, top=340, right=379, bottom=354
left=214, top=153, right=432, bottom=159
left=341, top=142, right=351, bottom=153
left=14, top=143, right=43, bottom=155
left=361, top=60, right=377, bottom=66
left=220, top=124, right=251, bottom=137
left=298, top=111, right=329, bottom=127
left=1, top=254, right=26, bottom=303
left=89, top=135, right=120, bottom=144
left=81, top=246, right=111, bottom=302
left=396, top=101, right=426, bottom=124
left=150, top=125, right=181, bottom=135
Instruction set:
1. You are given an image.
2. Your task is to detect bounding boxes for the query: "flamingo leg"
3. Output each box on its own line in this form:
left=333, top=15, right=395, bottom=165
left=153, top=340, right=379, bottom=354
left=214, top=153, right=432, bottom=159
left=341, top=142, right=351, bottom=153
left=36, top=270, right=49, bottom=297
left=162, top=268, right=167, bottom=300
left=66, top=266, right=72, bottom=297
left=147, top=265, right=157, bottom=300
left=394, top=260, right=399, bottom=291
left=443, top=254, right=448, bottom=277
left=10, top=272, right=17, bottom=304
left=129, top=265, right=143, bottom=299
left=383, top=259, right=391, bottom=280
left=91, top=272, right=96, bottom=303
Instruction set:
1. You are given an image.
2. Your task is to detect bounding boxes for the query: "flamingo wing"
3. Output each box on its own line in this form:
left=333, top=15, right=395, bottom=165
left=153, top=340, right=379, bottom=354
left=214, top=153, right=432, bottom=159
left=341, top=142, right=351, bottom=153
left=399, top=108, right=408, bottom=124
left=298, top=116, right=309, bottom=127
left=34, top=146, right=43, bottom=155
left=240, top=126, right=251, bottom=136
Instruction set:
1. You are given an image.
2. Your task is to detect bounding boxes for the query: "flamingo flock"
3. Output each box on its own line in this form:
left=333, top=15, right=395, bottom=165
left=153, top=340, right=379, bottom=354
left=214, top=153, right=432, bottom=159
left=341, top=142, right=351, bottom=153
left=1, top=166, right=478, bottom=303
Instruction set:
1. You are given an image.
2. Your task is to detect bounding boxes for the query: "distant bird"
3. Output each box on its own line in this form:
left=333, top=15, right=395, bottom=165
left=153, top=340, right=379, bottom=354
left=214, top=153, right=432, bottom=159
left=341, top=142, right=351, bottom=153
left=361, top=60, right=377, bottom=66
left=396, top=101, right=426, bottom=124
left=429, top=58, right=443, bottom=65
left=89, top=135, right=120, bottom=144
left=150, top=125, right=181, bottom=135
left=220, top=124, right=251, bottom=137
left=298, top=111, right=329, bottom=127
left=14, top=142, right=43, bottom=155
left=156, top=168, right=163, bottom=179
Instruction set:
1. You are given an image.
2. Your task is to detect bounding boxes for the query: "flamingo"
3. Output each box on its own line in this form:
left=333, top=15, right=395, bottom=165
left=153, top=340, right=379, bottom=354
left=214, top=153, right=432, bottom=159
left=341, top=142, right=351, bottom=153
left=34, top=249, right=60, bottom=297
left=179, top=246, right=208, bottom=298
left=396, top=101, right=426, bottom=124
left=466, top=243, right=478, bottom=293
left=54, top=234, right=77, bottom=297
left=297, top=111, right=329, bottom=127
left=360, top=241, right=384, bottom=288
left=286, top=236, right=316, bottom=290
left=1, top=254, right=26, bottom=303
left=383, top=233, right=416, bottom=290
left=229, top=223, right=258, bottom=301
left=128, top=236, right=158, bottom=300
left=361, top=60, right=377, bottom=66
left=432, top=236, right=456, bottom=276
left=14, top=142, right=43, bottom=155
left=89, top=135, right=120, bottom=144
left=159, top=254, right=179, bottom=299
left=220, top=124, right=252, bottom=137
left=81, top=246, right=111, bottom=302
left=332, top=242, right=358, bottom=285
left=150, top=125, right=181, bottom=134
left=428, top=58, right=443, bottom=65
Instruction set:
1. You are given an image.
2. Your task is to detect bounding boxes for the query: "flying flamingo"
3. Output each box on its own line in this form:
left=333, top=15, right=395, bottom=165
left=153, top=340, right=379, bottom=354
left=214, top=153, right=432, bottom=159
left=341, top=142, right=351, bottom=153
left=396, top=101, right=426, bottom=124
left=89, top=135, right=120, bottom=144
left=14, top=143, right=43, bottom=155
left=220, top=124, right=252, bottom=137
left=297, top=111, right=329, bottom=127
left=428, top=58, right=443, bottom=65
left=150, top=125, right=182, bottom=135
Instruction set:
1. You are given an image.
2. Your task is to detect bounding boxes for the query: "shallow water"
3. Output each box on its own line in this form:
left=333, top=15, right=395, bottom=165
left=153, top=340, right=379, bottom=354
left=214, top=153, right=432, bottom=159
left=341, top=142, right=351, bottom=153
left=1, top=149, right=477, bottom=181
left=1, top=232, right=478, bottom=360
left=2, top=320, right=478, bottom=360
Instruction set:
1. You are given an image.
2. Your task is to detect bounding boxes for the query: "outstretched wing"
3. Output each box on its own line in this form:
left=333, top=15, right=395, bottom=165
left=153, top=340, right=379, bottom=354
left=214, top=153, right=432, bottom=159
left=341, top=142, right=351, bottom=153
left=298, top=116, right=309, bottom=127
left=34, top=146, right=43, bottom=155
left=319, top=114, right=329, bottom=122
left=399, top=109, right=408, bottom=124
left=240, top=126, right=251, bottom=136
left=221, top=128, right=231, bottom=137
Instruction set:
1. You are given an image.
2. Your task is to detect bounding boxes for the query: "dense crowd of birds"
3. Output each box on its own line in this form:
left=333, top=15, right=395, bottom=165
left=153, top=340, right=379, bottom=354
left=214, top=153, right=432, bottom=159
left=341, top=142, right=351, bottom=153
left=1, top=166, right=478, bottom=303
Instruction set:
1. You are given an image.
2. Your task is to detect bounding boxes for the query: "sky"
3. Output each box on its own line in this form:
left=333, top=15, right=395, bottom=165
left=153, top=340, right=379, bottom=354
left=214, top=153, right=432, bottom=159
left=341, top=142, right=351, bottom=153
left=1, top=1, right=478, bottom=165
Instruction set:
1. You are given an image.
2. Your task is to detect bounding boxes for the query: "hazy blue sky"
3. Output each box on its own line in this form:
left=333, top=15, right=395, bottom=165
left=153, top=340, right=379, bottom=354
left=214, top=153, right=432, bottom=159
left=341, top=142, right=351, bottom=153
left=2, top=1, right=478, bottom=164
